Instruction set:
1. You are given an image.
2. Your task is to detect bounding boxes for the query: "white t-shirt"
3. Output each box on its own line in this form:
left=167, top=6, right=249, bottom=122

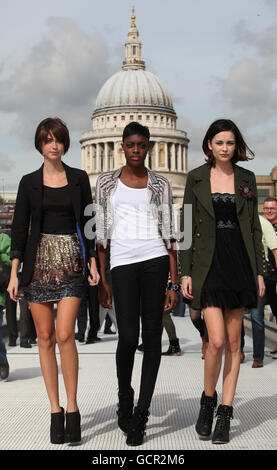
left=110, top=179, right=168, bottom=269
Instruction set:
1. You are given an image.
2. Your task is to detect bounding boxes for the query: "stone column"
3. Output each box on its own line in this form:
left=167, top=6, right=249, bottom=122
left=155, top=141, right=159, bottom=170
left=104, top=142, right=109, bottom=171
left=92, top=145, right=96, bottom=172
left=177, top=144, right=182, bottom=171
left=81, top=146, right=86, bottom=171
left=110, top=142, right=115, bottom=170
left=171, top=143, right=176, bottom=171
left=164, top=143, right=169, bottom=170
left=96, top=143, right=100, bottom=172
left=181, top=145, right=184, bottom=172
left=183, top=146, right=187, bottom=173
left=87, top=146, right=92, bottom=173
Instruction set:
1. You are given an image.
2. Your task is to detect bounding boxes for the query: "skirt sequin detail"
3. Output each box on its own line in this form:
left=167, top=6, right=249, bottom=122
left=24, top=233, right=85, bottom=303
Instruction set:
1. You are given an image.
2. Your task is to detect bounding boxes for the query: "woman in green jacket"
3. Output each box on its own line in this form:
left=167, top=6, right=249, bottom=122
left=0, top=230, right=11, bottom=380
left=180, top=119, right=265, bottom=444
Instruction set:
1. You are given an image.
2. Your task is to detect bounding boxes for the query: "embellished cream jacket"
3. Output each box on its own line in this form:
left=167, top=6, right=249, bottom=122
left=95, top=166, right=176, bottom=249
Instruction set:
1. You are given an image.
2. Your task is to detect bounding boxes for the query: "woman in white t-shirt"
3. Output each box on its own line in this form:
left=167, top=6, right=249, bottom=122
left=96, top=122, right=179, bottom=446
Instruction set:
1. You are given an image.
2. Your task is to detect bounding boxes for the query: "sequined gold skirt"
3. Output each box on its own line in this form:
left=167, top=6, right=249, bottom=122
left=24, top=233, right=85, bottom=303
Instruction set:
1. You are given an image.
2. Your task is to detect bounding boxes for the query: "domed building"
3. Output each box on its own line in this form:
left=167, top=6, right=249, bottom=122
left=80, top=8, right=189, bottom=203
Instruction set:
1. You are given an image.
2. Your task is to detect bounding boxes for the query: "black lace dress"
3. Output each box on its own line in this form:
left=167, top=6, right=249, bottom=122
left=200, top=193, right=257, bottom=310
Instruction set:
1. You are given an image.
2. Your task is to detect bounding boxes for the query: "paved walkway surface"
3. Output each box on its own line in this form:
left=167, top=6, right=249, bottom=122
left=1, top=314, right=277, bottom=451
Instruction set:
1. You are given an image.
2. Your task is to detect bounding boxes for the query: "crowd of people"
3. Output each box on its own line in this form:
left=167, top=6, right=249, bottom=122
left=0, top=117, right=276, bottom=448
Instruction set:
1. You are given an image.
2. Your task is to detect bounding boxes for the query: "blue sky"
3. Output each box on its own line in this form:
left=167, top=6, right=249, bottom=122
left=1, top=0, right=277, bottom=191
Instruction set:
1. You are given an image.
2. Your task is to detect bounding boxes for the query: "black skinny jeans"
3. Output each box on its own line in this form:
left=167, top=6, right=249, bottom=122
left=111, top=255, right=169, bottom=412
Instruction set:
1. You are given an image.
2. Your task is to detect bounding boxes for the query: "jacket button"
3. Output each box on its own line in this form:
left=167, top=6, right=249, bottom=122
left=199, top=219, right=203, bottom=223
left=196, top=233, right=201, bottom=238
left=192, top=247, right=196, bottom=251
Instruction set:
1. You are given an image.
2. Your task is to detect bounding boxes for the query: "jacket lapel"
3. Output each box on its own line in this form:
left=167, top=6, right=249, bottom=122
left=234, top=164, right=249, bottom=216
left=63, top=163, right=81, bottom=222
left=192, top=164, right=215, bottom=219
left=30, top=164, right=43, bottom=224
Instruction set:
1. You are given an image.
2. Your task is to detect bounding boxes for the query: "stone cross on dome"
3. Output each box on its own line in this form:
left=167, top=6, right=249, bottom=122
left=122, top=7, right=146, bottom=71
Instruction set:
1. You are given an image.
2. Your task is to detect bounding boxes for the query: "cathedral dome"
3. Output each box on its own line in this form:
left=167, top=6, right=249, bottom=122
left=81, top=8, right=189, bottom=205
left=93, top=7, right=174, bottom=117
left=94, top=69, right=174, bottom=113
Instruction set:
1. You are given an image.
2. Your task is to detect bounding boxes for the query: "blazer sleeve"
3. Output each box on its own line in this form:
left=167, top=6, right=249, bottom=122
left=179, top=172, right=196, bottom=277
left=80, top=171, right=97, bottom=259
left=250, top=172, right=264, bottom=276
left=10, top=176, right=30, bottom=261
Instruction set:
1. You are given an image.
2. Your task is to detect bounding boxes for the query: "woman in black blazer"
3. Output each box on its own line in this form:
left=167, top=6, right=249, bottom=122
left=7, top=117, right=100, bottom=445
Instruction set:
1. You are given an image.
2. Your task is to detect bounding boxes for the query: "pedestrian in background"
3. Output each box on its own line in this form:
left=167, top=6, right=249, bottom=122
left=250, top=214, right=277, bottom=367
left=263, top=197, right=277, bottom=358
left=0, top=229, right=11, bottom=381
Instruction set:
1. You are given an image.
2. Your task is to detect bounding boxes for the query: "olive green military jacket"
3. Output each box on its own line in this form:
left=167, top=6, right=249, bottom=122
left=179, top=163, right=264, bottom=309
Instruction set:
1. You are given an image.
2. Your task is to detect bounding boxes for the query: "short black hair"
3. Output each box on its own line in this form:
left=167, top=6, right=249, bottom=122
left=202, top=119, right=254, bottom=166
left=35, top=117, right=70, bottom=154
left=122, top=121, right=150, bottom=142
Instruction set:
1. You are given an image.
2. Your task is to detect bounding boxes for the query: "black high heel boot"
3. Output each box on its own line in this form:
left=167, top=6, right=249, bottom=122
left=126, top=406, right=149, bottom=446
left=195, top=391, right=217, bottom=439
left=212, top=404, right=233, bottom=444
left=117, top=387, right=134, bottom=433
left=50, top=407, right=65, bottom=444
left=162, top=338, right=181, bottom=356
left=65, top=410, right=81, bottom=443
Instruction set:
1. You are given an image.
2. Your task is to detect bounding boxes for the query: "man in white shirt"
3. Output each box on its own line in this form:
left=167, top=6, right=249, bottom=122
left=250, top=214, right=277, bottom=367
left=263, top=197, right=277, bottom=358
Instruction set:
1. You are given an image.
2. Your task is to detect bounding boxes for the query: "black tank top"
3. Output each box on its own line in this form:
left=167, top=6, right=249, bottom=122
left=41, top=185, right=76, bottom=234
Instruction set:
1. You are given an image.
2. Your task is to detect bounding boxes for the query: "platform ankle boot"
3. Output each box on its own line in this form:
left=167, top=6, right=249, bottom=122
left=50, top=407, right=65, bottom=444
left=117, top=387, right=134, bottom=433
left=195, top=391, right=217, bottom=439
left=162, top=338, right=181, bottom=356
left=65, top=410, right=81, bottom=443
left=212, top=404, right=233, bottom=444
left=126, top=406, right=149, bottom=446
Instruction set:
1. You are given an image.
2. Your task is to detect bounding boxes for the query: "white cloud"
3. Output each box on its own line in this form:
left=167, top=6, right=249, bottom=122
left=213, top=19, right=277, bottom=171
left=0, top=153, right=15, bottom=173
left=177, top=115, right=208, bottom=170
left=0, top=17, right=117, bottom=143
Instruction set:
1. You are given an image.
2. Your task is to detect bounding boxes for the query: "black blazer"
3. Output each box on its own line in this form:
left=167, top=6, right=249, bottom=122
left=10, top=162, right=96, bottom=287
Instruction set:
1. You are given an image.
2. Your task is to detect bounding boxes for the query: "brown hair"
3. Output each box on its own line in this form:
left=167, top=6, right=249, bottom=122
left=202, top=119, right=254, bottom=166
left=263, top=197, right=277, bottom=204
left=35, top=117, right=70, bottom=154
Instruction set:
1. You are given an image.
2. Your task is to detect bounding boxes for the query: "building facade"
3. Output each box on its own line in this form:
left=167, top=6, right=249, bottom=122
left=80, top=8, right=189, bottom=203
left=256, top=166, right=277, bottom=211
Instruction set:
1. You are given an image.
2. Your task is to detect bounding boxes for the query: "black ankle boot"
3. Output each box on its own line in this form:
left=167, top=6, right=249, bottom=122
left=195, top=391, right=217, bottom=439
left=126, top=406, right=149, bottom=446
left=212, top=404, right=233, bottom=444
left=162, top=338, right=181, bottom=356
left=65, top=410, right=81, bottom=443
left=117, top=388, right=134, bottom=433
left=50, top=407, right=65, bottom=444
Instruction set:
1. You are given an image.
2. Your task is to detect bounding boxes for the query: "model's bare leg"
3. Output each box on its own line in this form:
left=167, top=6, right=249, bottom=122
left=202, top=307, right=225, bottom=396
left=55, top=297, right=81, bottom=413
left=29, top=301, right=60, bottom=413
left=222, top=307, right=244, bottom=406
